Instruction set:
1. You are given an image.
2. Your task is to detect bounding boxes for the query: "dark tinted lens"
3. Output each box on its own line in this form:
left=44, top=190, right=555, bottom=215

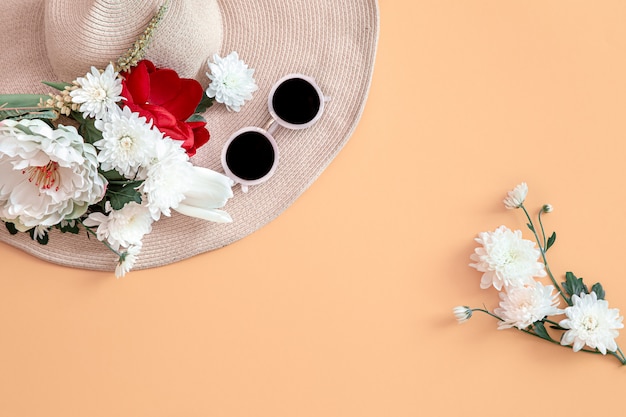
left=272, top=78, right=321, bottom=125
left=225, top=131, right=275, bottom=181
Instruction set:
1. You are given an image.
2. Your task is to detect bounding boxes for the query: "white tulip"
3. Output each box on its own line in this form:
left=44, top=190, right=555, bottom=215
left=174, top=166, right=234, bottom=223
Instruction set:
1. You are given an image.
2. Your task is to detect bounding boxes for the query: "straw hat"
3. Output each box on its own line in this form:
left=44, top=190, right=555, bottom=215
left=0, top=0, right=379, bottom=271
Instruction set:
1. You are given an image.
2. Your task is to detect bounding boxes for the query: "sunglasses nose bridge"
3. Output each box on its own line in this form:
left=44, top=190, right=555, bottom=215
left=264, top=118, right=279, bottom=135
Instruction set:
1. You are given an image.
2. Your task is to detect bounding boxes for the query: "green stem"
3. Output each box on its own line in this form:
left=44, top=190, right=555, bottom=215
left=543, top=318, right=566, bottom=330
left=471, top=308, right=626, bottom=365
left=520, top=204, right=569, bottom=304
left=78, top=219, right=121, bottom=258
left=538, top=209, right=548, bottom=251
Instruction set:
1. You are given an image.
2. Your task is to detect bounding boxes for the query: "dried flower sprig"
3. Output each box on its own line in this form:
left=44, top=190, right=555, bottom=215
left=116, top=1, right=169, bottom=73
left=456, top=183, right=626, bottom=365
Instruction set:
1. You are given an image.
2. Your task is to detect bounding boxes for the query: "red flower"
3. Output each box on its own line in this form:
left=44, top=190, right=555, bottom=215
left=120, top=60, right=209, bottom=157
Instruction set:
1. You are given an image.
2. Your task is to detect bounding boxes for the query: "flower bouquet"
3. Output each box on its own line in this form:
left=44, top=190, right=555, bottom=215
left=456, top=183, right=626, bottom=365
left=0, top=4, right=258, bottom=277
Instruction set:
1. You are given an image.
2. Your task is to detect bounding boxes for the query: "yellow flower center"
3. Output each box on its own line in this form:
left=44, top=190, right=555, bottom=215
left=582, top=315, right=599, bottom=331
left=91, top=87, right=107, bottom=101
left=119, top=135, right=134, bottom=150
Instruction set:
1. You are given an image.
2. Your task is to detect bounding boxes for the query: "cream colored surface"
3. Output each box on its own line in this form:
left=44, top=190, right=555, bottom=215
left=3, top=1, right=626, bottom=416
left=45, top=0, right=223, bottom=81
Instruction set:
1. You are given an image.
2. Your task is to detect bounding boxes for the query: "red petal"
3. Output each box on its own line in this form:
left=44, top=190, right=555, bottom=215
left=142, top=104, right=177, bottom=129
left=124, top=61, right=151, bottom=104
left=141, top=60, right=156, bottom=73
left=149, top=68, right=182, bottom=105
left=191, top=124, right=210, bottom=151
left=162, top=79, right=204, bottom=121
left=120, top=82, right=134, bottom=103
left=167, top=122, right=195, bottom=152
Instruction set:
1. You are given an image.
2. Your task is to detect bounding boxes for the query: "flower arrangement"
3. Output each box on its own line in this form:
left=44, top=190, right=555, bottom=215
left=455, top=183, right=626, bottom=365
left=0, top=3, right=258, bottom=277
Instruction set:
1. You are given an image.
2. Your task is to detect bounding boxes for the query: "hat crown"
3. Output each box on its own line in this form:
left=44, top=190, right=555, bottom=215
left=44, top=0, right=223, bottom=82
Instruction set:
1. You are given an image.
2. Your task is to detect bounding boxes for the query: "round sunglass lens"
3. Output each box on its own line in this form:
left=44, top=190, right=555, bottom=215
left=272, top=78, right=321, bottom=125
left=225, top=131, right=276, bottom=181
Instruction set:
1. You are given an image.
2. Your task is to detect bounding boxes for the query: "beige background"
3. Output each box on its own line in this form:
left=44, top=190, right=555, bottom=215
left=3, top=1, right=626, bottom=416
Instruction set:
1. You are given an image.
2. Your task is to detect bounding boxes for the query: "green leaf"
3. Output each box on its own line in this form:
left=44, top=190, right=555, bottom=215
left=562, top=272, right=588, bottom=298
left=79, top=117, right=103, bottom=145
left=4, top=222, right=18, bottom=235
left=101, top=169, right=126, bottom=182
left=57, top=221, right=80, bottom=235
left=533, top=321, right=553, bottom=341
left=0, top=94, right=58, bottom=121
left=0, top=94, right=50, bottom=108
left=527, top=223, right=535, bottom=232
left=546, top=232, right=556, bottom=251
left=19, top=110, right=57, bottom=119
left=107, top=181, right=143, bottom=210
left=41, top=81, right=72, bottom=91
left=591, top=283, right=605, bottom=300
left=187, top=114, right=207, bottom=123
left=194, top=94, right=214, bottom=114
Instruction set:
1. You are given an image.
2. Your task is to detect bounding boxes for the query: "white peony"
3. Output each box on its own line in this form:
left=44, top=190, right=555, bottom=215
left=560, top=292, right=624, bottom=354
left=470, top=226, right=547, bottom=291
left=83, top=201, right=153, bottom=251
left=503, top=182, right=528, bottom=209
left=206, top=51, right=258, bottom=112
left=70, top=63, right=123, bottom=120
left=494, top=282, right=562, bottom=330
left=0, top=119, right=106, bottom=231
left=94, top=106, right=163, bottom=178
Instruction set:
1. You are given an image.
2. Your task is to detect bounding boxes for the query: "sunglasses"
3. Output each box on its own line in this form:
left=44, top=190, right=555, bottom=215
left=221, top=74, right=329, bottom=192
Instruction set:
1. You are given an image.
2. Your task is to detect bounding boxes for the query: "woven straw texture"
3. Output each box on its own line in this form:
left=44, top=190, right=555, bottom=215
left=0, top=0, right=379, bottom=271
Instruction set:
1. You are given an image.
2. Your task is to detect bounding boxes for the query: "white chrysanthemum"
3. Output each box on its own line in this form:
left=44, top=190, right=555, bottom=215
left=0, top=119, right=106, bottom=230
left=503, top=182, right=528, bottom=209
left=70, top=64, right=123, bottom=120
left=116, top=244, right=141, bottom=278
left=206, top=51, right=258, bottom=112
left=494, top=282, right=562, bottom=330
left=560, top=292, right=624, bottom=354
left=453, top=306, right=472, bottom=324
left=139, top=137, right=194, bottom=220
left=470, top=226, right=547, bottom=291
left=94, top=107, right=163, bottom=178
left=83, top=201, right=153, bottom=251
left=173, top=166, right=234, bottom=223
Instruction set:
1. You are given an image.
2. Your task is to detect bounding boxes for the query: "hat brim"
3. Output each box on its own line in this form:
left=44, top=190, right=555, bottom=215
left=0, top=0, right=379, bottom=271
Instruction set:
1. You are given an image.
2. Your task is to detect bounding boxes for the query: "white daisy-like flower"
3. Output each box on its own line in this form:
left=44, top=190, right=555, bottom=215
left=560, top=292, right=624, bottom=354
left=470, top=226, right=547, bottom=291
left=206, top=51, right=258, bottom=112
left=83, top=201, right=153, bottom=251
left=0, top=119, right=106, bottom=230
left=503, top=182, right=528, bottom=209
left=116, top=244, right=141, bottom=278
left=94, top=106, right=162, bottom=178
left=70, top=63, right=123, bottom=120
left=453, top=306, right=473, bottom=324
left=494, top=282, right=562, bottom=330
left=32, top=225, right=49, bottom=241
left=139, top=137, right=194, bottom=220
